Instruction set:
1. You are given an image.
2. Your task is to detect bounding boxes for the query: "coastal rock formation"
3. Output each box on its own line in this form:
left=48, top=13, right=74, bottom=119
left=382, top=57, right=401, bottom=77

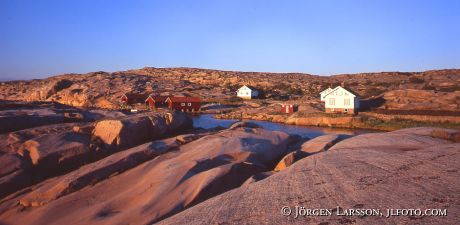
left=17, top=132, right=90, bottom=166
left=286, top=116, right=360, bottom=128
left=0, top=125, right=297, bottom=225
left=300, top=134, right=350, bottom=153
left=0, top=101, right=127, bottom=134
left=274, top=134, right=350, bottom=171
left=92, top=111, right=193, bottom=149
left=0, top=110, right=193, bottom=199
left=1, top=131, right=91, bottom=198
left=382, top=89, right=460, bottom=111
left=17, top=137, right=182, bottom=207
left=1, top=68, right=459, bottom=109
left=159, top=127, right=460, bottom=225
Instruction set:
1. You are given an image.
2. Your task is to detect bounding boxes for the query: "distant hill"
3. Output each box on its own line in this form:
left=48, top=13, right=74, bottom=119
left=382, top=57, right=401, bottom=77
left=0, top=67, right=459, bottom=111
left=0, top=77, right=15, bottom=82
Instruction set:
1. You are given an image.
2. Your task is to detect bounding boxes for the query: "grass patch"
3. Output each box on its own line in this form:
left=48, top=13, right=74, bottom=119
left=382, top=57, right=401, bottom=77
left=360, top=115, right=460, bottom=131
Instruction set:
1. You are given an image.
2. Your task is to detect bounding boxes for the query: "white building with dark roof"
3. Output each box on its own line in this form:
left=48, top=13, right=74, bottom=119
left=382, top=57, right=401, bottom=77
left=322, top=86, right=359, bottom=114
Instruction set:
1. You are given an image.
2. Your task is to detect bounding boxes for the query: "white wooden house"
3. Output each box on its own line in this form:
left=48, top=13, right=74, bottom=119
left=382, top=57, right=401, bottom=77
left=237, top=85, right=259, bottom=99
left=320, top=87, right=333, bottom=101
left=323, top=86, right=359, bottom=114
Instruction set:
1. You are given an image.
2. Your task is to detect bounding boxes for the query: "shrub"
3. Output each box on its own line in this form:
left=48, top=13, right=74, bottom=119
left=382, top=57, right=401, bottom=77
left=409, top=77, right=425, bottom=84
left=364, top=88, right=385, bottom=97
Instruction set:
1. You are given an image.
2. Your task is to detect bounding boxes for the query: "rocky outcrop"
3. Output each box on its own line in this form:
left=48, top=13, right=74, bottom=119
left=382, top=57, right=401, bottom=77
left=286, top=115, right=361, bottom=127
left=0, top=131, right=91, bottom=199
left=0, top=101, right=128, bottom=134
left=17, top=132, right=91, bottom=166
left=92, top=111, right=193, bottom=150
left=159, top=127, right=460, bottom=225
left=1, top=68, right=459, bottom=109
left=0, top=153, right=32, bottom=199
left=0, top=125, right=296, bottom=225
left=300, top=134, right=350, bottom=153
left=0, top=112, right=67, bottom=134
left=383, top=89, right=460, bottom=111
left=229, top=121, right=260, bottom=129
left=274, top=134, right=350, bottom=171
left=17, top=137, right=181, bottom=207
left=17, top=132, right=215, bottom=207
left=0, top=111, right=193, bottom=199
left=273, top=150, right=310, bottom=171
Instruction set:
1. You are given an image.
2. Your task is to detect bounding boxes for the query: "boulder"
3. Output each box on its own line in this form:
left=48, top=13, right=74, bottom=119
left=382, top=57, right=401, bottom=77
left=18, top=132, right=90, bottom=167
left=229, top=121, right=260, bottom=129
left=92, top=116, right=153, bottom=149
left=0, top=131, right=90, bottom=199
left=274, top=134, right=350, bottom=171
left=92, top=111, right=192, bottom=150
left=273, top=150, right=310, bottom=171
left=0, top=153, right=33, bottom=198
left=300, top=134, right=350, bottom=153
left=0, top=153, right=30, bottom=177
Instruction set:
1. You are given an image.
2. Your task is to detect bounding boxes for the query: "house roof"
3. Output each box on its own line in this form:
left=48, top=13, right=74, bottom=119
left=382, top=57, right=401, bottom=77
left=239, top=85, right=258, bottom=91
left=166, top=96, right=201, bottom=103
left=323, top=86, right=360, bottom=98
left=145, top=95, right=168, bottom=102
left=123, top=93, right=149, bottom=100
left=320, top=87, right=333, bottom=94
left=342, top=87, right=360, bottom=97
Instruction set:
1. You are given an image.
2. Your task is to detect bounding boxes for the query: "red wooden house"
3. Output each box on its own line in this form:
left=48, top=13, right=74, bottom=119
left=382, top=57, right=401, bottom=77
left=121, top=93, right=149, bottom=106
left=165, top=96, right=201, bottom=112
left=145, top=95, right=168, bottom=109
left=281, top=103, right=298, bottom=114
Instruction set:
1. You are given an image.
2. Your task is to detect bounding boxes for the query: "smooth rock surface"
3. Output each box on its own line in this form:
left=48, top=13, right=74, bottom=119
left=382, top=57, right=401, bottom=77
left=17, top=137, right=182, bottom=207
left=159, top=127, right=460, bottom=225
left=274, top=134, right=350, bottom=171
left=0, top=126, right=294, bottom=225
left=92, top=111, right=192, bottom=149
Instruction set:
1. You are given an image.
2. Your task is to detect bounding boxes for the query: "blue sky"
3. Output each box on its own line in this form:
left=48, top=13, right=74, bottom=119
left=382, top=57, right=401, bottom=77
left=1, top=0, right=459, bottom=79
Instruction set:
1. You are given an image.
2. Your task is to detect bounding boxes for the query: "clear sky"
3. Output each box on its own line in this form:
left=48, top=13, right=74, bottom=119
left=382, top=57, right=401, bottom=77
left=1, top=0, right=459, bottom=79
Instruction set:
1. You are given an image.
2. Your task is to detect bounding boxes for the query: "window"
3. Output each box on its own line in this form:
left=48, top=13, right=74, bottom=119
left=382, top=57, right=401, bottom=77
left=188, top=103, right=192, bottom=106
left=344, top=98, right=350, bottom=106
left=329, top=98, right=335, bottom=105
left=181, top=103, right=185, bottom=106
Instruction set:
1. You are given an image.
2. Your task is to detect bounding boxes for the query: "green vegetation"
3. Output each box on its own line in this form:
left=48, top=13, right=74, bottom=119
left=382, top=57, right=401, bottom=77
left=272, top=83, right=304, bottom=95
left=294, top=111, right=351, bottom=118
left=205, top=97, right=243, bottom=105
left=359, top=115, right=460, bottom=131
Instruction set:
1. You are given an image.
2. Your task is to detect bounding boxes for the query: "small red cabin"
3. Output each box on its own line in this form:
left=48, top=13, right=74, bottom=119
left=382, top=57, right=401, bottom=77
left=281, top=104, right=297, bottom=114
left=145, top=95, right=168, bottom=109
left=165, top=96, right=201, bottom=112
left=121, top=93, right=149, bottom=106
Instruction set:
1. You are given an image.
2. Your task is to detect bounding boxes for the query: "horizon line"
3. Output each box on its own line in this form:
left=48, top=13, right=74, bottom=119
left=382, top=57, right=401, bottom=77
left=2, top=66, right=460, bottom=81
